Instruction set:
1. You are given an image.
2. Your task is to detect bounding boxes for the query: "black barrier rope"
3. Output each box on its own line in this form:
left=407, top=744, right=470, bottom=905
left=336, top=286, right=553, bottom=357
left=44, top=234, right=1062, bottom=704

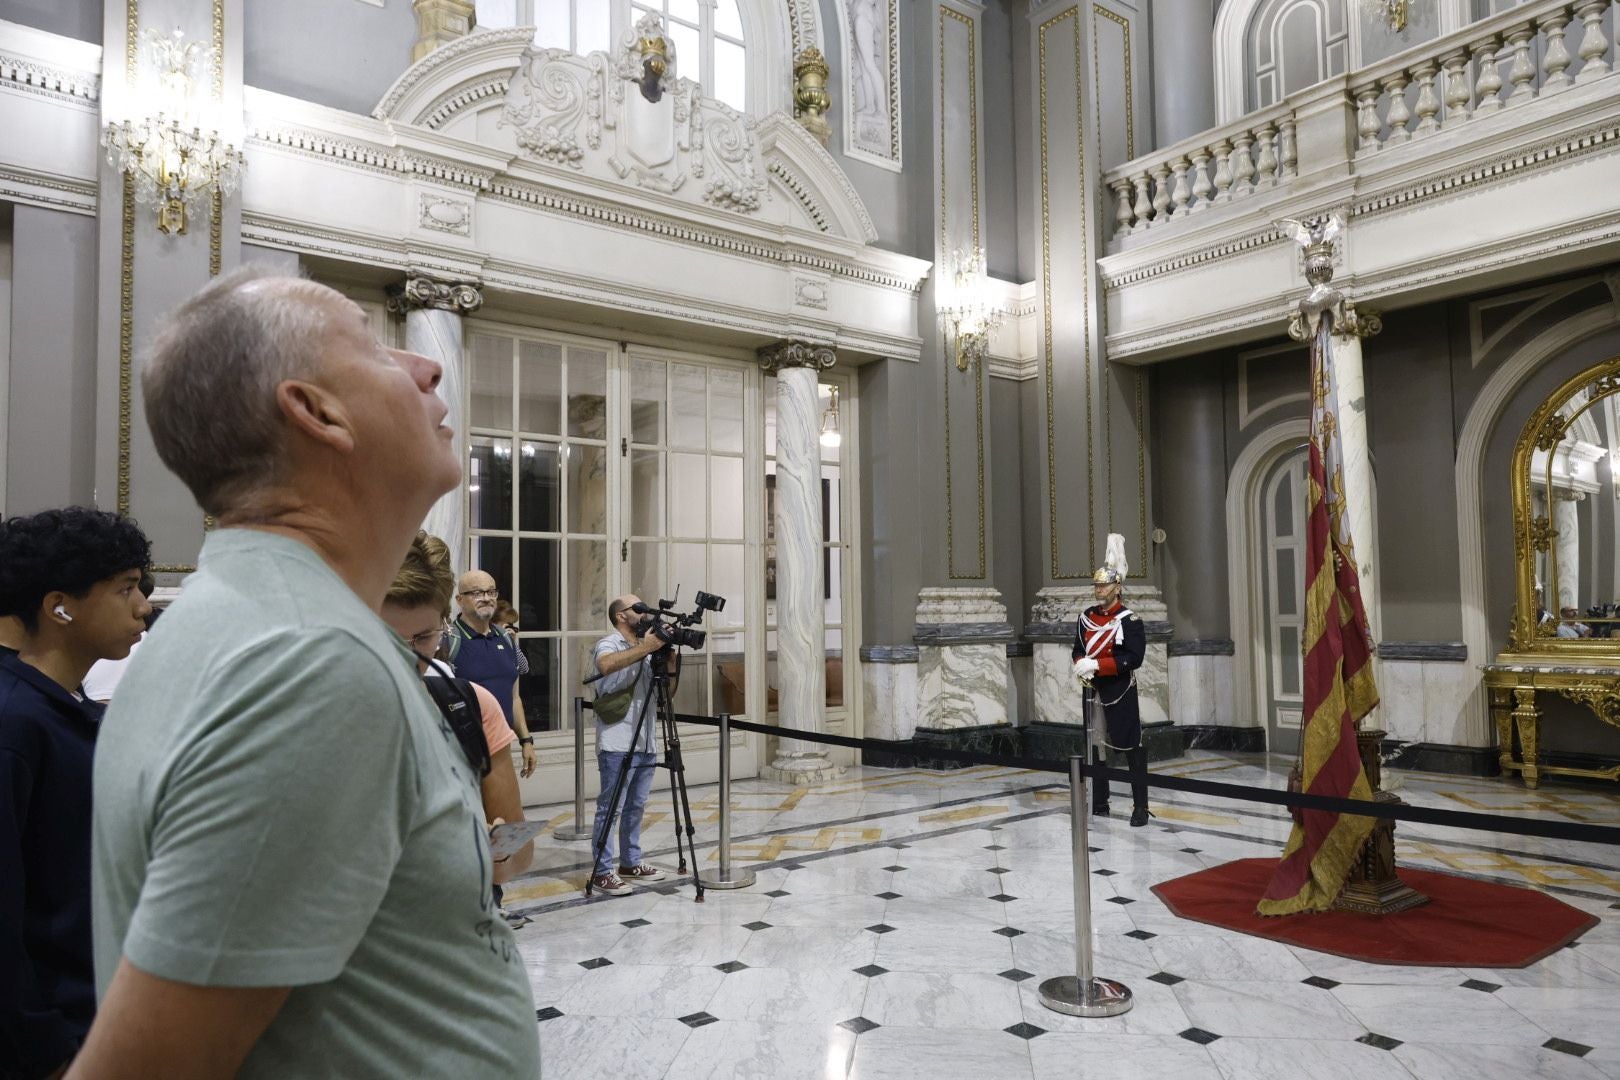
left=671, top=712, right=1620, bottom=848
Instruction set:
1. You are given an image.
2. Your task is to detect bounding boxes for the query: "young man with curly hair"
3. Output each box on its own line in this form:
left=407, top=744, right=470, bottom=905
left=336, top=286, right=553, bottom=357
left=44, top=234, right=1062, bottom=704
left=0, top=507, right=151, bottom=1080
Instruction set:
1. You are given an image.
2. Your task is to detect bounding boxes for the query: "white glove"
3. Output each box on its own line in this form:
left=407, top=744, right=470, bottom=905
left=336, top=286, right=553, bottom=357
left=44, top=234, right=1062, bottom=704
left=1073, top=657, right=1100, bottom=680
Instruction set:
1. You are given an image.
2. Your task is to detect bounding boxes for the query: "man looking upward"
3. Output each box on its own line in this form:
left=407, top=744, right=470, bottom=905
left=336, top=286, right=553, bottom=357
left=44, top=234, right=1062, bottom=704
left=451, top=570, right=537, bottom=777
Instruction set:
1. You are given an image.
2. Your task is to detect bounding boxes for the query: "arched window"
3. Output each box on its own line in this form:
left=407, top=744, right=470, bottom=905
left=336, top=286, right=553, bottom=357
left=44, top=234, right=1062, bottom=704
left=1248, top=0, right=1348, bottom=111
left=477, top=0, right=755, bottom=113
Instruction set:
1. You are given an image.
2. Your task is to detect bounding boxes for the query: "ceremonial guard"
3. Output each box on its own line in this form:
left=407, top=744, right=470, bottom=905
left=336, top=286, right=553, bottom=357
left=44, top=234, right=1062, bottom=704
left=1072, top=534, right=1151, bottom=826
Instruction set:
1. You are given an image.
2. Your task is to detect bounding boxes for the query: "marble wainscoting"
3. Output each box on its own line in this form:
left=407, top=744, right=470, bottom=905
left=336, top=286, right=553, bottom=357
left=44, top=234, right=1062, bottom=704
left=860, top=646, right=919, bottom=768
left=1376, top=642, right=1497, bottom=776
left=1168, top=641, right=1237, bottom=728
left=1025, top=586, right=1173, bottom=731
left=910, top=588, right=1015, bottom=766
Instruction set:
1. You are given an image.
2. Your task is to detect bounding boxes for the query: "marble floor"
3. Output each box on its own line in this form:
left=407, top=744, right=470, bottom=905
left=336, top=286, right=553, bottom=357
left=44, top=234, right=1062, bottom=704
left=504, top=752, right=1620, bottom=1079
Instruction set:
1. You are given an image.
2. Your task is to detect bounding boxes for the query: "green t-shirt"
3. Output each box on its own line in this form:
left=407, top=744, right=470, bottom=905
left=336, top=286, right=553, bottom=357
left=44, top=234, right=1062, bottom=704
left=92, top=529, right=539, bottom=1078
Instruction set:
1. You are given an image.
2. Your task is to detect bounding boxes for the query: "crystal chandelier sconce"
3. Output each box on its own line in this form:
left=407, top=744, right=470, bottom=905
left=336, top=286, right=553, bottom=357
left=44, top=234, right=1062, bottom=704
left=820, top=385, right=842, bottom=449
left=102, top=29, right=244, bottom=235
left=1362, top=0, right=1409, bottom=32
left=939, top=247, right=1004, bottom=373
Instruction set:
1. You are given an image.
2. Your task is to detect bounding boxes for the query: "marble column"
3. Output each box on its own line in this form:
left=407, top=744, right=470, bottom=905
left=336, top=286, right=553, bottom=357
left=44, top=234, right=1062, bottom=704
left=387, top=276, right=483, bottom=572
left=1329, top=333, right=1383, bottom=647
left=1554, top=489, right=1583, bottom=609
left=1151, top=0, right=1217, bottom=147
left=758, top=340, right=842, bottom=783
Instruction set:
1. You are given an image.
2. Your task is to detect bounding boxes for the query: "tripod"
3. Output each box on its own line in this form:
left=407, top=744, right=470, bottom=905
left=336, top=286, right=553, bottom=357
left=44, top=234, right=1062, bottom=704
left=585, top=645, right=706, bottom=903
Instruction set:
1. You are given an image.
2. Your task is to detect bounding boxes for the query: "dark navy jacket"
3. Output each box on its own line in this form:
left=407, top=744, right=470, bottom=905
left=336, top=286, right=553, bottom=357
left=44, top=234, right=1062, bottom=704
left=450, top=617, right=520, bottom=727
left=0, top=651, right=102, bottom=1080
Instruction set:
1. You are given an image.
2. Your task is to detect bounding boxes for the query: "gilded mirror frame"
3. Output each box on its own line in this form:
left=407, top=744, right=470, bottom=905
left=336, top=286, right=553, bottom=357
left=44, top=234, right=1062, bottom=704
left=1508, top=353, right=1620, bottom=656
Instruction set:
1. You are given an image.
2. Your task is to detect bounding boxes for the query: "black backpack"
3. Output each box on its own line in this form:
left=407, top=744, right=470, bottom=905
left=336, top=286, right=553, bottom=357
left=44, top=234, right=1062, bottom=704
left=421, top=658, right=492, bottom=778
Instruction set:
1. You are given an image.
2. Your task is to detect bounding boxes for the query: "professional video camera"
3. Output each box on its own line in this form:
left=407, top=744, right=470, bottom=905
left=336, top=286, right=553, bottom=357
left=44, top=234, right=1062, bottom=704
left=629, top=589, right=726, bottom=652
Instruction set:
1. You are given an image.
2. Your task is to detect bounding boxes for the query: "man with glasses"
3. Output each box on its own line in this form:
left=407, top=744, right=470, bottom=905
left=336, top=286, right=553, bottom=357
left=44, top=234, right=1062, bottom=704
left=450, top=571, right=537, bottom=777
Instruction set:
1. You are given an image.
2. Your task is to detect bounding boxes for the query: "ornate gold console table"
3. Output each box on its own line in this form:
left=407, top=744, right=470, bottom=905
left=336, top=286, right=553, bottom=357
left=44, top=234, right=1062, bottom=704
left=1482, top=661, right=1620, bottom=788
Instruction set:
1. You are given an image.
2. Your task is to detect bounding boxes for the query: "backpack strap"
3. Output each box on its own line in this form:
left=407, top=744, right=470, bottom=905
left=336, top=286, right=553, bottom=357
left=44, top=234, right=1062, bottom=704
left=422, top=657, right=491, bottom=778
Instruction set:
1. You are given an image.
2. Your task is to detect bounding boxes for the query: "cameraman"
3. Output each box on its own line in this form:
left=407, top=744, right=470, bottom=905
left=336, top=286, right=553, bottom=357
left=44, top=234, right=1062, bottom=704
left=588, top=595, right=669, bottom=896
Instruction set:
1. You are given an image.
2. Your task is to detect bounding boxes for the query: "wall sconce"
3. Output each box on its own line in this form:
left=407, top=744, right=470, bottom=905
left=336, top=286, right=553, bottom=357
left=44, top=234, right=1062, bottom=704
left=819, top=385, right=842, bottom=449
left=101, top=28, right=244, bottom=235
left=938, top=247, right=1004, bottom=372
left=1361, top=0, right=1409, bottom=32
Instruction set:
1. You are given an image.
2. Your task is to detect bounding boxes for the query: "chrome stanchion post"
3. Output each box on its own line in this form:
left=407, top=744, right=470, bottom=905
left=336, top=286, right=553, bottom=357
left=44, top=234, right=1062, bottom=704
left=1039, top=753, right=1133, bottom=1017
left=554, top=697, right=594, bottom=841
left=697, top=713, right=755, bottom=890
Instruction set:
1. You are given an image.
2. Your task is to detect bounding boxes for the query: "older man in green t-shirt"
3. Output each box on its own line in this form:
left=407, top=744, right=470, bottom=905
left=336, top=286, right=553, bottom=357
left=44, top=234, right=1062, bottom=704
left=68, top=268, right=539, bottom=1079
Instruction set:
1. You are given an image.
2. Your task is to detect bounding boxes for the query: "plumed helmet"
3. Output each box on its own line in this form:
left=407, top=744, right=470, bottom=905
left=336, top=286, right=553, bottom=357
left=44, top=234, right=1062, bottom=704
left=1092, top=533, right=1128, bottom=585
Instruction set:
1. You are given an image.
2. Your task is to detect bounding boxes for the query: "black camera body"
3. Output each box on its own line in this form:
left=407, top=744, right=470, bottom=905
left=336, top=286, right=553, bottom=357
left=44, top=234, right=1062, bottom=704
left=631, top=590, right=727, bottom=653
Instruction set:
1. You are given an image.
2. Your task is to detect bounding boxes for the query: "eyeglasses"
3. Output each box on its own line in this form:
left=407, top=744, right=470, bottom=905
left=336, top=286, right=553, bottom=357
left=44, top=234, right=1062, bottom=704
left=459, top=588, right=499, bottom=599
left=407, top=625, right=448, bottom=648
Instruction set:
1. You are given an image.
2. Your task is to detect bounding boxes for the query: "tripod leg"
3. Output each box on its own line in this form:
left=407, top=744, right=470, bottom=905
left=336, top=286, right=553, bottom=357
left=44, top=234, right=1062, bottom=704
left=655, top=674, right=706, bottom=901
left=588, top=683, right=659, bottom=895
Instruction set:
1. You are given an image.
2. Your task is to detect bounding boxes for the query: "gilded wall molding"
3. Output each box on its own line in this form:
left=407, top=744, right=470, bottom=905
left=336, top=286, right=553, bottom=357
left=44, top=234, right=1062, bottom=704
left=0, top=51, right=101, bottom=104
left=115, top=0, right=139, bottom=520
left=939, top=4, right=986, bottom=582
left=1039, top=6, right=1092, bottom=579
left=1091, top=3, right=1134, bottom=160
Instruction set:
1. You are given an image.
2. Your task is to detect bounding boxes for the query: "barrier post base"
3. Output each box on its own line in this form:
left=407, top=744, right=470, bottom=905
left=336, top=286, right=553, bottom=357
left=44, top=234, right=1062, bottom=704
left=553, top=824, right=594, bottom=841
left=1038, top=975, right=1134, bottom=1018
left=696, top=867, right=757, bottom=890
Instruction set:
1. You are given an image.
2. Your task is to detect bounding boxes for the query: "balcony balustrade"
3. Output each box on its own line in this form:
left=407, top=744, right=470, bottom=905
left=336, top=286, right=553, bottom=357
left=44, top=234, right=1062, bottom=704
left=1103, top=0, right=1619, bottom=249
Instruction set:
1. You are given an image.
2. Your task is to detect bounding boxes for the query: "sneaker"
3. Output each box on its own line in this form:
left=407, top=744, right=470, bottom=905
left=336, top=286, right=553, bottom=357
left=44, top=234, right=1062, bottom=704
left=1130, top=806, right=1154, bottom=828
left=591, top=872, right=633, bottom=896
left=619, top=863, right=667, bottom=883
left=502, top=909, right=532, bottom=929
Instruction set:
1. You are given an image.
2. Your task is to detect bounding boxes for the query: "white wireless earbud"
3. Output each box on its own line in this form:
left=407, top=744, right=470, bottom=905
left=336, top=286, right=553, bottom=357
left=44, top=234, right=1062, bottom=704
left=54, top=605, right=73, bottom=623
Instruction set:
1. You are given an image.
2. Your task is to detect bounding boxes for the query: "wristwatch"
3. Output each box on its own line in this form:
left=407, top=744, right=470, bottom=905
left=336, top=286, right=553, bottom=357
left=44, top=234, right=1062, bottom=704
left=519, top=736, right=534, bottom=746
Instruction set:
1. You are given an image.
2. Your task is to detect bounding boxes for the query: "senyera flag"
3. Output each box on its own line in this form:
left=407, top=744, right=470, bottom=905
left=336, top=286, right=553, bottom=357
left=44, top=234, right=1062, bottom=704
left=1257, top=306, right=1379, bottom=916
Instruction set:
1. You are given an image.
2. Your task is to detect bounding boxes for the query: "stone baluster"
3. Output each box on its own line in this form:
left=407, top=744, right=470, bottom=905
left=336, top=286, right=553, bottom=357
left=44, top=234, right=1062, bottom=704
left=386, top=275, right=484, bottom=573
left=1150, top=163, right=1172, bottom=223
left=1277, top=117, right=1298, bottom=177
left=1253, top=121, right=1278, bottom=185
left=756, top=340, right=839, bottom=783
left=1539, top=8, right=1574, bottom=91
left=1210, top=139, right=1234, bottom=203
left=1504, top=23, right=1538, bottom=103
left=1383, top=72, right=1412, bottom=143
left=1229, top=131, right=1256, bottom=195
left=1169, top=158, right=1192, bottom=217
left=1473, top=36, right=1505, bottom=114
left=1131, top=173, right=1154, bottom=230
left=1411, top=61, right=1441, bottom=136
left=1354, top=86, right=1383, bottom=152
left=1573, top=1, right=1611, bottom=82
left=1189, top=148, right=1213, bottom=211
left=1110, top=177, right=1135, bottom=236
left=1441, top=49, right=1473, bottom=124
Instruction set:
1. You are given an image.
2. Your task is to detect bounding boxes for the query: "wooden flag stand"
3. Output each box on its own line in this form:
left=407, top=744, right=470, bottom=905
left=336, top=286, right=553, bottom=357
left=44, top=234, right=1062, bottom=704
left=1331, top=727, right=1429, bottom=915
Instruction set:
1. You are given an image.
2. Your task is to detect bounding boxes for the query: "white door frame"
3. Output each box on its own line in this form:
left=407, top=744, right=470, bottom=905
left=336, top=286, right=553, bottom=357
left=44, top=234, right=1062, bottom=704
left=1226, top=417, right=1311, bottom=738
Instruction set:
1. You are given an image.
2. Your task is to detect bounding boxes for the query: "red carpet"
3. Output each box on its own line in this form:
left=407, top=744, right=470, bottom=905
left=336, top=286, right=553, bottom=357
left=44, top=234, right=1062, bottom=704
left=1152, top=858, right=1598, bottom=967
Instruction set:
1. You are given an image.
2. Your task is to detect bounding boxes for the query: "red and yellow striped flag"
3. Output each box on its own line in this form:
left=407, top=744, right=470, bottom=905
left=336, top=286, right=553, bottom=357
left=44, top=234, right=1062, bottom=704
left=1257, top=311, right=1379, bottom=916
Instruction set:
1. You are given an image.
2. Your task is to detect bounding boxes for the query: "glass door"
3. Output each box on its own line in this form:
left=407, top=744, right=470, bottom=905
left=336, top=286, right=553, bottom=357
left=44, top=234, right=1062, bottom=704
left=625, top=350, right=752, bottom=721
left=465, top=327, right=612, bottom=734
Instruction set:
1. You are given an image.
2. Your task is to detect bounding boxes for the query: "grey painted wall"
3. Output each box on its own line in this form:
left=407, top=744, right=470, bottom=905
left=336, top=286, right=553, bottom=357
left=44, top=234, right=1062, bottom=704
left=981, top=0, right=1020, bottom=281
left=1151, top=353, right=1229, bottom=637
left=990, top=376, right=1024, bottom=622
left=858, top=356, right=925, bottom=644
left=243, top=0, right=418, bottom=116
left=1363, top=302, right=1464, bottom=640
left=6, top=206, right=99, bottom=513
left=0, top=0, right=103, bottom=43
left=814, top=0, right=932, bottom=259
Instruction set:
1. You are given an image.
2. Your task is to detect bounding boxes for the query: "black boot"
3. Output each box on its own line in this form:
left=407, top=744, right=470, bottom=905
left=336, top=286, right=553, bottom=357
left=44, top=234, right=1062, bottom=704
left=1127, top=746, right=1149, bottom=827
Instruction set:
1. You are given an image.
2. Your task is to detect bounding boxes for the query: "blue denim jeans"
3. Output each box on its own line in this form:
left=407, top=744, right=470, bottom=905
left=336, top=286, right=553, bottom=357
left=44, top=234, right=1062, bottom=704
left=592, top=750, right=658, bottom=875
